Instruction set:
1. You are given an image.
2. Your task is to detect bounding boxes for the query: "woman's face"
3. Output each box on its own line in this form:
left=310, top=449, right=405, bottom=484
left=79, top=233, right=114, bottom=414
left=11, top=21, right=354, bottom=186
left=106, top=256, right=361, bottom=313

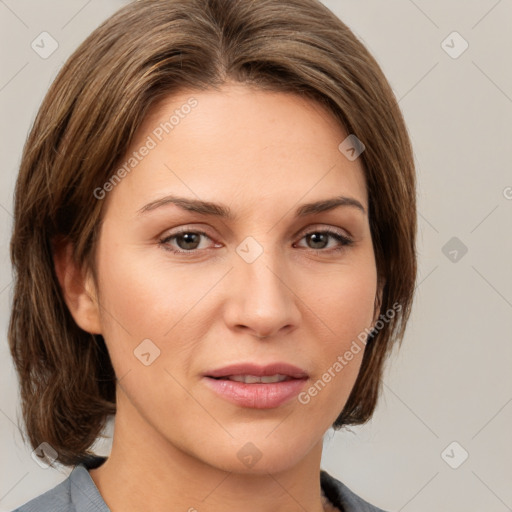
left=90, top=83, right=379, bottom=473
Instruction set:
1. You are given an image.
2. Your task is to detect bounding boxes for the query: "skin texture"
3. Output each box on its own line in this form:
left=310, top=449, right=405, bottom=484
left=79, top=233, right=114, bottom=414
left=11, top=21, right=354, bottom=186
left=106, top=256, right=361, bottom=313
left=55, top=83, right=381, bottom=512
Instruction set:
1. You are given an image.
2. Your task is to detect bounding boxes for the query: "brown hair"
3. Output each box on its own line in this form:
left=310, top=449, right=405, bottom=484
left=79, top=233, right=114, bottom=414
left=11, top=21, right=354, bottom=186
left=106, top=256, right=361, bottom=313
left=9, top=0, right=416, bottom=467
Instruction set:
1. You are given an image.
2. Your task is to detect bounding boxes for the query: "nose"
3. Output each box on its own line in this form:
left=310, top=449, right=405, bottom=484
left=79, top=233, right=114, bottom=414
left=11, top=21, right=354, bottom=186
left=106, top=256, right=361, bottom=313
left=223, top=246, right=301, bottom=339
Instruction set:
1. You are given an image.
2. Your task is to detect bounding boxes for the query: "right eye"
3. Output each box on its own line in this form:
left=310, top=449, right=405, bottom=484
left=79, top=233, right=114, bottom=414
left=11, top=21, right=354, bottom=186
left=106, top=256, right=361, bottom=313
left=159, top=229, right=218, bottom=254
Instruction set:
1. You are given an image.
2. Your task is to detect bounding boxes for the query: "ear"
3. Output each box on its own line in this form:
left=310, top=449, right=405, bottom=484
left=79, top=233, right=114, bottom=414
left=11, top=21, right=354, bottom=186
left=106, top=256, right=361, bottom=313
left=52, top=236, right=102, bottom=335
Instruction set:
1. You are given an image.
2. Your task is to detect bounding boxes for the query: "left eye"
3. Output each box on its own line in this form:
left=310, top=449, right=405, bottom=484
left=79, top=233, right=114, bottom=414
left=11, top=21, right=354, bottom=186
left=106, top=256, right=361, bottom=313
left=294, top=229, right=353, bottom=252
left=159, top=229, right=353, bottom=255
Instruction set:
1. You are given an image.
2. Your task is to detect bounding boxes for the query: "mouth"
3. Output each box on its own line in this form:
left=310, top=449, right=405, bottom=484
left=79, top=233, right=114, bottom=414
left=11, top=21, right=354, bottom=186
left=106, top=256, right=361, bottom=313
left=210, top=374, right=295, bottom=384
left=204, top=362, right=309, bottom=380
left=203, top=363, right=309, bottom=409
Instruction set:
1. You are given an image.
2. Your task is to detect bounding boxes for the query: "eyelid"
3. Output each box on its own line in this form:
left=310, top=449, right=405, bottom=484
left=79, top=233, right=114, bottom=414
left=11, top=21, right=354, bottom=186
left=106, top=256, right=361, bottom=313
left=159, top=225, right=215, bottom=241
left=295, top=223, right=352, bottom=239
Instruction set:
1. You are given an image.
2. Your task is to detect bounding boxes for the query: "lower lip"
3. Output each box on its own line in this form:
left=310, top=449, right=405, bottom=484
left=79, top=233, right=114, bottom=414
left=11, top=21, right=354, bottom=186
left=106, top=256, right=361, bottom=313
left=203, top=377, right=307, bottom=409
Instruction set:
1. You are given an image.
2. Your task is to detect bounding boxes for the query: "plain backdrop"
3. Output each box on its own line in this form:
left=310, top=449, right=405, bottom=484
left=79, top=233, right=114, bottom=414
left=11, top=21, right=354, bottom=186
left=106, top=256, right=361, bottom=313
left=1, top=1, right=511, bottom=511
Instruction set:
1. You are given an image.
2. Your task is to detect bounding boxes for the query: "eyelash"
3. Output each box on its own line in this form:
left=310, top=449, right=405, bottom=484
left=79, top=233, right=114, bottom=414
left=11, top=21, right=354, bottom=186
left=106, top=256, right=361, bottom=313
left=158, top=227, right=354, bottom=256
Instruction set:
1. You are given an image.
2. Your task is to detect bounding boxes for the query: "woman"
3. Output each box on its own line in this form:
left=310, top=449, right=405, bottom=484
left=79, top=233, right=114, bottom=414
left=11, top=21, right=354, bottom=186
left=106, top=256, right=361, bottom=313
left=8, top=0, right=416, bottom=511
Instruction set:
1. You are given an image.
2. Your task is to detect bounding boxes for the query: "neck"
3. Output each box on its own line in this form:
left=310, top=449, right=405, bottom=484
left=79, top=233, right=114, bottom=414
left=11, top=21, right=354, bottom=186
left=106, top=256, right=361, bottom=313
left=89, top=388, right=332, bottom=512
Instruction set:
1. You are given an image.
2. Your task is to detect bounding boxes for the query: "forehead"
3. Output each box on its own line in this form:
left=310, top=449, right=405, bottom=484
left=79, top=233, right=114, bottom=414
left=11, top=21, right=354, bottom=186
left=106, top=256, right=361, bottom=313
left=102, top=83, right=368, bottom=218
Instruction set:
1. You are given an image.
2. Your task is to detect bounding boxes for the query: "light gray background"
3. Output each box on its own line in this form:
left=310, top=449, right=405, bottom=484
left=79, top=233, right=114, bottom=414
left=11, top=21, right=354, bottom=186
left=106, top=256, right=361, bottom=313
left=1, top=1, right=511, bottom=511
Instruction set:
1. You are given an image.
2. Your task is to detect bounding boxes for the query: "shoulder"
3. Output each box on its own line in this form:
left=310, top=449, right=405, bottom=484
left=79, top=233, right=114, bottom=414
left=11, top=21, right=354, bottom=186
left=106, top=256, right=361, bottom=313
left=320, top=469, right=389, bottom=512
left=11, top=457, right=109, bottom=512
left=10, top=473, right=73, bottom=512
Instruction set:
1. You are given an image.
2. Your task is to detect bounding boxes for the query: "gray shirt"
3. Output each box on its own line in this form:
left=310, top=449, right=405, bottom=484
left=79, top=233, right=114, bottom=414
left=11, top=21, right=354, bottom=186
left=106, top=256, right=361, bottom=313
left=11, top=456, right=387, bottom=512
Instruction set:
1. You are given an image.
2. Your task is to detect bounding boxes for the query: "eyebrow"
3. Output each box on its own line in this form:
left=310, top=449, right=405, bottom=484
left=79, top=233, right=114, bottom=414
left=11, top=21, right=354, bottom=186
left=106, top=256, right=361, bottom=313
left=136, top=194, right=366, bottom=219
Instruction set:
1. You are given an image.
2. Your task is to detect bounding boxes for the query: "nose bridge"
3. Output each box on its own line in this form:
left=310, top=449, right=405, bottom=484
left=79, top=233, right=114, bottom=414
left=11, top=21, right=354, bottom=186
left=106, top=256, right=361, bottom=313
left=227, top=234, right=299, bottom=336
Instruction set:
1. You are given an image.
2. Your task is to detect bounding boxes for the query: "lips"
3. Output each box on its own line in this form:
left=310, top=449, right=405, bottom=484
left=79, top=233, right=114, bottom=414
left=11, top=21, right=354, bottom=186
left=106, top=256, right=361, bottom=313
left=203, top=362, right=309, bottom=409
left=205, top=362, right=309, bottom=380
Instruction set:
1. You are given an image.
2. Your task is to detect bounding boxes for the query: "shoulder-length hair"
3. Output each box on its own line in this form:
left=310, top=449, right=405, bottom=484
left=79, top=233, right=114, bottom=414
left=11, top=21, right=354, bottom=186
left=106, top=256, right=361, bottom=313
left=9, top=0, right=416, bottom=467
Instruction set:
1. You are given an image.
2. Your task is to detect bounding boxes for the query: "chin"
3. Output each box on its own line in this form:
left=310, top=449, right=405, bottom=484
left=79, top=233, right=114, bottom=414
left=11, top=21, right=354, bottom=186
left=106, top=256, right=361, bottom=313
left=196, top=433, right=317, bottom=476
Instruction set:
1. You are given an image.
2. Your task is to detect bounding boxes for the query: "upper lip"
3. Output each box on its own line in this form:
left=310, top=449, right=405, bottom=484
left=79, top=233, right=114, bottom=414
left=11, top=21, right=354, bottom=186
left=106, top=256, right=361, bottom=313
left=205, top=362, right=309, bottom=379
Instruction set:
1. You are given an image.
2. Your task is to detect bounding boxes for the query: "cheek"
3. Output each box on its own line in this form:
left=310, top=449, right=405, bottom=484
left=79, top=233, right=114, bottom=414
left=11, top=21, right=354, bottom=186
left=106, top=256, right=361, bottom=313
left=95, top=243, right=195, bottom=334
left=92, top=243, right=169, bottom=371
left=305, top=257, right=377, bottom=342
left=333, top=276, right=376, bottom=338
left=295, top=259, right=377, bottom=417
